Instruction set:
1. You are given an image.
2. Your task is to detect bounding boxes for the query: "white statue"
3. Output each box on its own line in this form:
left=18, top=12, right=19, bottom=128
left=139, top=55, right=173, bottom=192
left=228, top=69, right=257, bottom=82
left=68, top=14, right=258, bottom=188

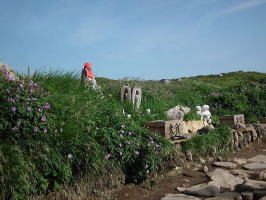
left=196, top=105, right=212, bottom=124
left=195, top=106, right=203, bottom=120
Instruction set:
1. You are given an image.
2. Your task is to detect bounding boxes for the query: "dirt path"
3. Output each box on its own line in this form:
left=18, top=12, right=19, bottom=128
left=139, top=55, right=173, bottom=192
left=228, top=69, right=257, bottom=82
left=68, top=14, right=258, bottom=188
left=110, top=142, right=266, bottom=200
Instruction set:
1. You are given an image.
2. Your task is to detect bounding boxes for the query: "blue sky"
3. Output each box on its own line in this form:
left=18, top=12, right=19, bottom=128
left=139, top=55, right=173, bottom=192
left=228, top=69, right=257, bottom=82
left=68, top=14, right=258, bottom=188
left=0, top=0, right=265, bottom=79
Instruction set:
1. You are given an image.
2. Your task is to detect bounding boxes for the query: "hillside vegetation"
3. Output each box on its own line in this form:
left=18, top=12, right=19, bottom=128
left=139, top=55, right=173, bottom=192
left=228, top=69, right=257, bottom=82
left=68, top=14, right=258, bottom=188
left=0, top=70, right=265, bottom=199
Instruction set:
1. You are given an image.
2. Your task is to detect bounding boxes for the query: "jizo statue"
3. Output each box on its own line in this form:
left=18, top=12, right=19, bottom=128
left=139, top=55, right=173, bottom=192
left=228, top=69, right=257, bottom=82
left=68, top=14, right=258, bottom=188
left=81, top=62, right=99, bottom=90
left=121, top=86, right=132, bottom=102
left=132, top=87, right=142, bottom=110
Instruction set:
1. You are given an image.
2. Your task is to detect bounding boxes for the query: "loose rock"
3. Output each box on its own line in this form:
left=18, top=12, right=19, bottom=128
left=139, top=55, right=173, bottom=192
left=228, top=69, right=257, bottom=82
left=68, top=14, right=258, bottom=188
left=230, top=169, right=254, bottom=178
left=161, top=193, right=201, bottom=200
left=233, top=158, right=247, bottom=166
left=208, top=169, right=244, bottom=191
left=247, top=155, right=266, bottom=163
left=243, top=162, right=266, bottom=170
left=184, top=181, right=220, bottom=198
left=213, top=162, right=237, bottom=169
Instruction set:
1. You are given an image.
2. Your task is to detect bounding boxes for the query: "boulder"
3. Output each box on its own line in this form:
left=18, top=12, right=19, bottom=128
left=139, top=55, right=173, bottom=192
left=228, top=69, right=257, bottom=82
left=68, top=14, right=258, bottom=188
left=161, top=193, right=201, bottom=200
left=207, top=169, right=244, bottom=191
left=166, top=105, right=190, bottom=121
left=160, top=79, right=171, bottom=84
left=0, top=63, right=19, bottom=81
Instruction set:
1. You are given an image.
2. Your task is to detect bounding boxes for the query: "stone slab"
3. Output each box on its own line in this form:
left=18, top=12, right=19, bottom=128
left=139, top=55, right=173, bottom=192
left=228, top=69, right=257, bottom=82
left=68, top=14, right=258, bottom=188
left=243, top=162, right=266, bottom=170
left=247, top=155, right=266, bottom=163
left=161, top=193, right=201, bottom=200
left=213, top=162, right=237, bottom=169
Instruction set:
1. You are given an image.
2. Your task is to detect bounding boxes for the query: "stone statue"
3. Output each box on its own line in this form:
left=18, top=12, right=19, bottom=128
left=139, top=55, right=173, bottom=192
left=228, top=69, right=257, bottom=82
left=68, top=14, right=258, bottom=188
left=132, top=87, right=142, bottom=110
left=81, top=62, right=99, bottom=90
left=120, top=86, right=132, bottom=102
left=196, top=105, right=212, bottom=124
left=195, top=106, right=202, bottom=120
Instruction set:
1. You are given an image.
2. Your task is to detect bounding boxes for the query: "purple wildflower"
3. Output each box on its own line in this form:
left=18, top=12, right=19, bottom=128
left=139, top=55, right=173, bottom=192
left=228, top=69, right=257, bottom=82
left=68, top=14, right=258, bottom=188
left=67, top=153, right=73, bottom=159
left=32, top=98, right=37, bottom=101
left=19, top=84, right=24, bottom=88
left=11, top=127, right=19, bottom=132
left=8, top=97, right=15, bottom=103
left=119, top=143, right=123, bottom=147
left=128, top=132, right=132, bottom=136
left=33, top=127, right=38, bottom=132
left=40, top=116, right=46, bottom=122
left=127, top=141, right=131, bottom=145
left=43, top=103, right=50, bottom=109
left=11, top=107, right=16, bottom=112
left=26, top=107, right=32, bottom=112
left=43, top=129, right=48, bottom=133
left=146, top=170, right=150, bottom=174
left=119, top=152, right=123, bottom=156
left=121, top=125, right=125, bottom=129
left=105, top=154, right=111, bottom=159
left=147, top=143, right=151, bottom=147
left=134, top=151, right=139, bottom=155
left=29, top=88, right=35, bottom=93
left=120, top=130, right=125, bottom=134
left=28, top=80, right=34, bottom=86
left=7, top=75, right=15, bottom=81
left=156, top=144, right=160, bottom=148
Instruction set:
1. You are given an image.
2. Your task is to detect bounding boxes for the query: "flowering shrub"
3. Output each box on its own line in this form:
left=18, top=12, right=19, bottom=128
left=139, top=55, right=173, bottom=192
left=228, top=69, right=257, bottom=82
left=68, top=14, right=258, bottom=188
left=0, top=76, right=57, bottom=140
left=0, top=76, right=72, bottom=200
left=98, top=124, right=174, bottom=182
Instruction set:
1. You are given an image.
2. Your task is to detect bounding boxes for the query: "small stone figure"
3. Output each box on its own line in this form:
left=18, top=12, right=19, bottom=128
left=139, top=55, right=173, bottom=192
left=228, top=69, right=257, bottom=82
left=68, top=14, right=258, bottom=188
left=81, top=62, right=99, bottom=90
left=120, top=86, right=132, bottom=102
left=196, top=105, right=212, bottom=124
left=195, top=106, right=202, bottom=120
left=132, top=87, right=142, bottom=110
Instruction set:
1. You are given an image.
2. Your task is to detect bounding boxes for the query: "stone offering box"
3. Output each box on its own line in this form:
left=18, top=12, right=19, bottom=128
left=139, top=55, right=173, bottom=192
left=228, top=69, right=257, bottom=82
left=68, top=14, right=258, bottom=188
left=220, top=114, right=245, bottom=127
left=145, top=120, right=186, bottom=139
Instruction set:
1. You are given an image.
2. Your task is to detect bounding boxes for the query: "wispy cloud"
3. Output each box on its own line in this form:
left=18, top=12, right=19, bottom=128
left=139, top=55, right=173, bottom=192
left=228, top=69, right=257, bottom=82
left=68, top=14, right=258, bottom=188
left=222, top=0, right=266, bottom=14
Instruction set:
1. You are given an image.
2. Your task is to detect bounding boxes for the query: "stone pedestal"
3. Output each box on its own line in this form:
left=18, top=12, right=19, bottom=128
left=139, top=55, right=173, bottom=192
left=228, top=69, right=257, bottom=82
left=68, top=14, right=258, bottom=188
left=220, top=114, right=245, bottom=127
left=145, top=120, right=184, bottom=139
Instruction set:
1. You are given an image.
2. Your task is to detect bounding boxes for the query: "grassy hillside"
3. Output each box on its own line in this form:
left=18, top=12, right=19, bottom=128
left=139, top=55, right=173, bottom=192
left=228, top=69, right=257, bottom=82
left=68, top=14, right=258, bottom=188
left=0, top=70, right=265, bottom=199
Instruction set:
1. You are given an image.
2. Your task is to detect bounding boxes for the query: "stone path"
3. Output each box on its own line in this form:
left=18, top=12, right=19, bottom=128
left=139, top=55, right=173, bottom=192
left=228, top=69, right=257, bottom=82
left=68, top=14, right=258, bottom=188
left=161, top=155, right=266, bottom=200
